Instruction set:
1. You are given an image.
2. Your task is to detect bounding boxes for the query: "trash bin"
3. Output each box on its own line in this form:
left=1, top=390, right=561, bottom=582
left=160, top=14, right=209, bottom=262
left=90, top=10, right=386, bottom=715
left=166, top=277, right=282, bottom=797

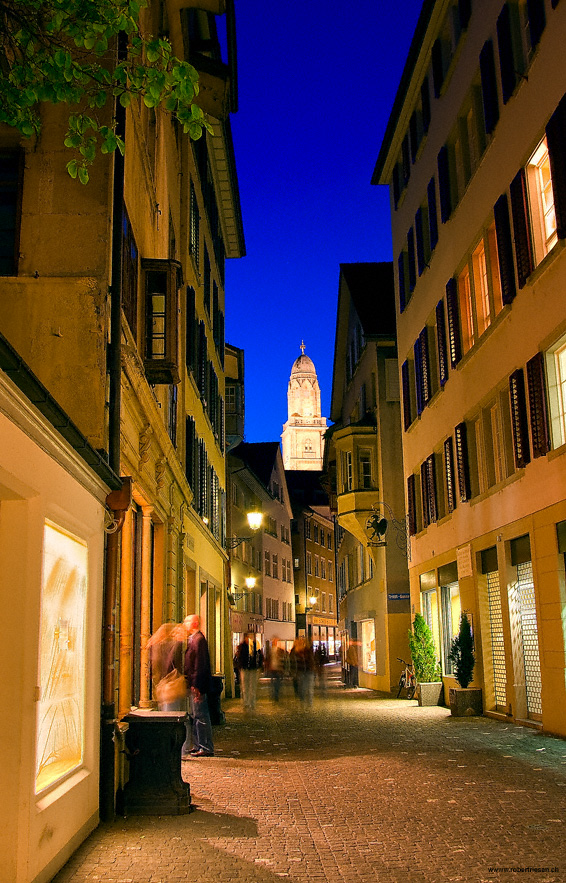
left=209, top=675, right=225, bottom=725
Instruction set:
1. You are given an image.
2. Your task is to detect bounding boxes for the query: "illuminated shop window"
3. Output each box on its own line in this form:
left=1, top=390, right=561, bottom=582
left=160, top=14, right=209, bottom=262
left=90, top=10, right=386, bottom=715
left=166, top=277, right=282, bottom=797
left=35, top=522, right=88, bottom=794
left=361, top=619, right=376, bottom=674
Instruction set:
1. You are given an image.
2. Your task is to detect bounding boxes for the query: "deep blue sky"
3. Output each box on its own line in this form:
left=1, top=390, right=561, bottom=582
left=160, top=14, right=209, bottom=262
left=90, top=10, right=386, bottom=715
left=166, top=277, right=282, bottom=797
left=224, top=0, right=423, bottom=443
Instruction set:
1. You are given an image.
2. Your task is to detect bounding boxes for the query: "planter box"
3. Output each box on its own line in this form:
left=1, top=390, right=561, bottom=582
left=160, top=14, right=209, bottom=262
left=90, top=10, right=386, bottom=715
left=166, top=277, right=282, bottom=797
left=418, top=681, right=444, bottom=707
left=449, top=687, right=483, bottom=717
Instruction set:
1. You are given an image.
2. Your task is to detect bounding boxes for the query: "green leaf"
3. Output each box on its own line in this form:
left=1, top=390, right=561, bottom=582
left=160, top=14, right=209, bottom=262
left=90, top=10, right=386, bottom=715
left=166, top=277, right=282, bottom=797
left=119, top=92, right=131, bottom=108
left=78, top=166, right=90, bottom=185
left=66, top=159, right=78, bottom=179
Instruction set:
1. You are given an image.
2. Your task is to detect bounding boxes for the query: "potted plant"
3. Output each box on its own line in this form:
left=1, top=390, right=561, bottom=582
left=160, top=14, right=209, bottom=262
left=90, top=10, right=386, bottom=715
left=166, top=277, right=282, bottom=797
left=408, top=614, right=443, bottom=706
left=448, top=612, right=483, bottom=716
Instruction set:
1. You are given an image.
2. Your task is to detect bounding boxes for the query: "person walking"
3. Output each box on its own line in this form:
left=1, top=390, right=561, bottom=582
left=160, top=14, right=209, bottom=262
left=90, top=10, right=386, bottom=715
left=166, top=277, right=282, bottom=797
left=265, top=638, right=284, bottom=702
left=182, top=614, right=214, bottom=758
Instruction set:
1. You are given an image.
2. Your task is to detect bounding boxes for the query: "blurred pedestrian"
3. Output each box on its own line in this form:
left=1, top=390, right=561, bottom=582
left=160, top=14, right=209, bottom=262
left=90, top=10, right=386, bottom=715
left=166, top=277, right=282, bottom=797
left=182, top=614, right=214, bottom=758
left=295, top=636, right=315, bottom=706
left=147, top=622, right=187, bottom=711
left=235, top=635, right=257, bottom=711
left=314, top=643, right=328, bottom=693
left=265, top=638, right=284, bottom=702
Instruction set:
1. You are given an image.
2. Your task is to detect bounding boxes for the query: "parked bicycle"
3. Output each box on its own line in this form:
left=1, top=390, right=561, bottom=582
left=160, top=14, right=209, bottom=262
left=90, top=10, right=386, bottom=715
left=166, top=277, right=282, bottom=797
left=396, top=657, right=417, bottom=699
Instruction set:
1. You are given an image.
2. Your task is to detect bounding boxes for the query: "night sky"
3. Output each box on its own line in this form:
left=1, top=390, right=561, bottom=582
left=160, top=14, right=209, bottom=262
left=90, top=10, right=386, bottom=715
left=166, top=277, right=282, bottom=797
left=224, top=0, right=424, bottom=443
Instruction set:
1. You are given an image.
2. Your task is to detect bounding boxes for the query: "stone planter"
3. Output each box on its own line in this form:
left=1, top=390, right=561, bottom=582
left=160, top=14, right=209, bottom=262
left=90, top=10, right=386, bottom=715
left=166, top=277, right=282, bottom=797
left=417, top=681, right=444, bottom=707
left=449, top=687, right=483, bottom=717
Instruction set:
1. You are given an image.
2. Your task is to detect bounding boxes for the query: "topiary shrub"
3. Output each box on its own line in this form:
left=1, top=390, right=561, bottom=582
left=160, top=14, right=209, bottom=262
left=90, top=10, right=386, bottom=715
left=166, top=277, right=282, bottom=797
left=408, top=613, right=442, bottom=683
left=448, top=612, right=475, bottom=688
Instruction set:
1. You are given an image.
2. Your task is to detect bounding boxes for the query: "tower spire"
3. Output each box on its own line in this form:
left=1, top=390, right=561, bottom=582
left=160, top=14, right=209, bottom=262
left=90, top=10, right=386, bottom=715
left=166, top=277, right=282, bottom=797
left=300, top=340, right=305, bottom=355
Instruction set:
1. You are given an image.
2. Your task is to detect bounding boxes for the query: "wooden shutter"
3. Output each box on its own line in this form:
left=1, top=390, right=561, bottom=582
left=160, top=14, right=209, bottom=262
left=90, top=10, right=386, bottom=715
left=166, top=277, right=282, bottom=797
left=414, top=336, right=424, bottom=416
left=432, top=38, right=444, bottom=98
left=497, top=3, right=517, bottom=104
left=445, top=278, right=462, bottom=367
left=425, top=455, right=438, bottom=524
left=402, top=134, right=411, bottom=185
left=407, top=227, right=416, bottom=292
left=444, top=436, right=457, bottom=513
left=526, top=352, right=551, bottom=458
left=428, top=177, right=438, bottom=251
left=509, top=169, right=534, bottom=288
left=407, top=473, right=417, bottom=536
left=410, top=111, right=419, bottom=163
left=438, top=146, right=451, bottom=223
left=527, top=0, right=546, bottom=48
left=198, top=320, right=207, bottom=398
left=420, top=326, right=432, bottom=405
left=546, top=93, right=566, bottom=241
left=415, top=207, right=425, bottom=276
left=401, top=359, right=412, bottom=430
left=392, top=164, right=401, bottom=209
left=480, top=39, right=499, bottom=135
left=420, top=461, right=430, bottom=528
left=459, top=0, right=472, bottom=29
left=436, top=299, right=449, bottom=386
left=421, top=77, right=431, bottom=133
left=509, top=368, right=531, bottom=468
left=494, top=192, right=517, bottom=303
left=398, top=251, right=407, bottom=313
left=185, top=416, right=196, bottom=489
left=185, top=286, right=197, bottom=374
left=455, top=422, right=471, bottom=502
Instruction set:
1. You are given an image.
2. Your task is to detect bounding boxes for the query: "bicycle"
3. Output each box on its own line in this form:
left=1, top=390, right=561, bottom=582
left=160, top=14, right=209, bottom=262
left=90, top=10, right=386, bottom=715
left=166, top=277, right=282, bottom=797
left=396, top=657, right=417, bottom=699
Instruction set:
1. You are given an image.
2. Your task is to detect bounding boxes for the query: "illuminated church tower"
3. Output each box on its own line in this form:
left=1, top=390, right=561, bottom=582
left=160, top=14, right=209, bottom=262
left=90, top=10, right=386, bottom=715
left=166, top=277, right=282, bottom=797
left=282, top=342, right=327, bottom=471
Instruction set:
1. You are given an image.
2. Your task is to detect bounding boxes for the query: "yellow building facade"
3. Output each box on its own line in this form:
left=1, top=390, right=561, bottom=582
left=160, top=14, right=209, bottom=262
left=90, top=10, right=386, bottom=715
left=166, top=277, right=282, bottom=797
left=374, top=0, right=566, bottom=735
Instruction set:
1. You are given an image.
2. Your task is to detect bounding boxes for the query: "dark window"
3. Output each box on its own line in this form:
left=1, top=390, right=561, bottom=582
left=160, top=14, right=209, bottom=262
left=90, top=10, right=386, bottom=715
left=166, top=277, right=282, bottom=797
left=546, top=93, right=566, bottom=241
left=168, top=384, right=177, bottom=447
left=436, top=299, right=449, bottom=386
left=142, top=258, right=181, bottom=384
left=402, top=134, right=411, bottom=185
left=198, top=320, right=207, bottom=399
left=509, top=368, right=531, bottom=468
left=421, top=77, right=431, bottom=133
left=398, top=251, right=407, bottom=312
left=203, top=246, right=211, bottom=315
left=121, top=208, right=138, bottom=336
left=414, top=336, right=424, bottom=416
left=0, top=151, right=22, bottom=276
left=445, top=278, right=462, bottom=367
left=407, top=227, right=417, bottom=293
left=438, top=146, right=452, bottom=223
left=407, top=473, right=417, bottom=536
left=432, top=38, right=445, bottom=98
left=410, top=111, right=419, bottom=163
left=189, top=181, right=200, bottom=268
left=444, top=436, right=457, bottom=513
left=455, top=422, right=471, bottom=502
left=428, top=177, right=439, bottom=252
left=401, top=359, right=412, bottom=430
left=415, top=207, right=426, bottom=276
left=509, top=169, right=534, bottom=288
left=185, top=416, right=197, bottom=490
left=392, top=164, right=401, bottom=209
left=494, top=192, right=517, bottom=304
left=497, top=4, right=518, bottom=104
left=526, top=0, right=546, bottom=49
left=458, top=0, right=472, bottom=29
left=186, top=286, right=197, bottom=375
left=526, top=352, right=551, bottom=458
left=480, top=39, right=499, bottom=135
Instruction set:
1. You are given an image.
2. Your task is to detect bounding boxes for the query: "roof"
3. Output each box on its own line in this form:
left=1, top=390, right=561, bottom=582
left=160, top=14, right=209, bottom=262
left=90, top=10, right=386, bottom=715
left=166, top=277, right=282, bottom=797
left=291, top=353, right=316, bottom=375
left=339, top=262, right=396, bottom=338
left=230, top=441, right=281, bottom=488
left=285, top=470, right=330, bottom=513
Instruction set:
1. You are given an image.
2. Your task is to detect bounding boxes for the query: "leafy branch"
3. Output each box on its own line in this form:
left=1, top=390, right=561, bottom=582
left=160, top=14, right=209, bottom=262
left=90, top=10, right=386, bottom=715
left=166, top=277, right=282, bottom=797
left=0, top=0, right=213, bottom=182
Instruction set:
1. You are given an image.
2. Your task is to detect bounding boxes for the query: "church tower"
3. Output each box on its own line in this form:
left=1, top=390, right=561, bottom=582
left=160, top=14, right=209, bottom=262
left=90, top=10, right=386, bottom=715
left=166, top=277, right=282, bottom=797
left=282, top=342, right=327, bottom=471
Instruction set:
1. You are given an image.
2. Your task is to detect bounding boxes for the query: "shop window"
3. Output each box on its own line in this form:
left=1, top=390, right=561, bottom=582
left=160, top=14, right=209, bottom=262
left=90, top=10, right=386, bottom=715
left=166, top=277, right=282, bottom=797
left=361, top=620, right=376, bottom=674
left=440, top=581, right=461, bottom=675
left=142, top=258, right=182, bottom=385
left=421, top=587, right=441, bottom=660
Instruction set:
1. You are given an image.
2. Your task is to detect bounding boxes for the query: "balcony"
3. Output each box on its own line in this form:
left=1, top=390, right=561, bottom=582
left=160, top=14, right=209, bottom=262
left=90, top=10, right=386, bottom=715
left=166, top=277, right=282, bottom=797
left=333, top=420, right=378, bottom=547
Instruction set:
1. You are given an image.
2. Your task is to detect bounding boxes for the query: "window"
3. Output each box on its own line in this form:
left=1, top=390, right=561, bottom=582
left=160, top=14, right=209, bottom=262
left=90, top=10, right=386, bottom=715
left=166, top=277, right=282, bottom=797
left=341, top=451, right=353, bottom=493
left=456, top=223, right=504, bottom=354
left=321, top=592, right=327, bottom=613
left=313, top=523, right=319, bottom=544
left=545, top=335, right=566, bottom=449
left=306, top=551, right=312, bottom=575
left=509, top=368, right=531, bottom=468
left=361, top=620, right=376, bottom=674
left=321, top=558, right=326, bottom=580
left=189, top=181, right=199, bottom=267
left=272, top=554, right=278, bottom=579
left=328, top=561, right=333, bottom=583
left=314, top=555, right=319, bottom=577
left=264, top=550, right=271, bottom=576
left=328, top=593, right=334, bottom=613
left=440, top=582, right=461, bottom=675
left=121, top=208, right=138, bottom=335
left=444, top=436, right=457, bottom=514
left=526, top=137, right=558, bottom=263
left=142, top=258, right=181, bottom=384
left=327, top=532, right=333, bottom=550
left=0, top=151, right=22, bottom=276
left=286, top=559, right=291, bottom=582
left=358, top=450, right=372, bottom=489
left=479, top=39, right=499, bottom=136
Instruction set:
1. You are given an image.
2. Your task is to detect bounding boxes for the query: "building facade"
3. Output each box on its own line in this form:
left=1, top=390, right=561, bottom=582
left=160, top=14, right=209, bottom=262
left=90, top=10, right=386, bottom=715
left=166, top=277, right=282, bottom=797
left=282, top=343, right=327, bottom=471
left=374, top=0, right=566, bottom=735
left=324, top=263, right=411, bottom=691
left=0, top=0, right=244, bottom=878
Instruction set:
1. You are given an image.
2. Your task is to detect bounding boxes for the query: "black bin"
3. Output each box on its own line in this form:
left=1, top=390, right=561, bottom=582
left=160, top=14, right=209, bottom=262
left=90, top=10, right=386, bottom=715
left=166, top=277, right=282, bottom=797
left=209, top=675, right=225, bottom=725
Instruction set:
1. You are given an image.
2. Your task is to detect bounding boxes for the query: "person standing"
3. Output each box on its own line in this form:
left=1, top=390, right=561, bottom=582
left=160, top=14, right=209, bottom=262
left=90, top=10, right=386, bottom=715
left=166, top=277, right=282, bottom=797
left=182, top=614, right=214, bottom=758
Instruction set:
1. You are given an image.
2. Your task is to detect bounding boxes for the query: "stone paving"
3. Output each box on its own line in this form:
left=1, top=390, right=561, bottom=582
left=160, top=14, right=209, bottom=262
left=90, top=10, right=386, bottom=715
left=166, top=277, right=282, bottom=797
left=52, top=671, right=566, bottom=883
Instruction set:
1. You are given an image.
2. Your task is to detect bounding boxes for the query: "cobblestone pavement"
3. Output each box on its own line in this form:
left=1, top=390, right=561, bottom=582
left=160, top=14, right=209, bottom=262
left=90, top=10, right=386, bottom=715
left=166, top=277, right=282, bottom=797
left=53, top=670, right=566, bottom=883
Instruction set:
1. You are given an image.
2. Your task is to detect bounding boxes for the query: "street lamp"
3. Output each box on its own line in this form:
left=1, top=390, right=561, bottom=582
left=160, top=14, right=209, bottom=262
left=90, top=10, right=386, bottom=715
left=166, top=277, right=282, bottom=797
left=226, top=510, right=263, bottom=549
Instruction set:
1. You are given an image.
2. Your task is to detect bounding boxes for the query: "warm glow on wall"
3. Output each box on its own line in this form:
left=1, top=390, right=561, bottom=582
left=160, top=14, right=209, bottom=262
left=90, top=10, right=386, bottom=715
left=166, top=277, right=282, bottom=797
left=35, top=521, right=88, bottom=794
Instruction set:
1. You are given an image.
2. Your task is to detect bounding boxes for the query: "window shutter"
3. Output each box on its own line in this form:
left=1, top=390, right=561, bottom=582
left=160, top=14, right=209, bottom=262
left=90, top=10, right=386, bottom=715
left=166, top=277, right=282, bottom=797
left=494, top=192, right=517, bottom=303
left=480, top=39, right=499, bottom=135
left=445, top=278, right=462, bottom=367
left=546, top=93, right=566, bottom=241
left=455, top=422, right=471, bottom=502
left=438, top=145, right=452, bottom=223
left=410, top=111, right=419, bottom=163
left=527, top=0, right=546, bottom=48
left=436, top=299, right=449, bottom=386
left=497, top=4, right=517, bottom=104
left=444, top=436, right=457, bottom=513
left=552, top=0, right=560, bottom=8
left=421, top=461, right=430, bottom=528
left=401, top=359, right=412, bottom=430
left=198, top=320, right=207, bottom=398
left=526, top=352, right=551, bottom=458
left=402, top=134, right=411, bottom=185
left=428, top=177, right=438, bottom=251
left=426, top=455, right=438, bottom=524
left=407, top=227, right=416, bottom=292
left=421, top=77, right=431, bottom=133
left=509, top=368, right=531, bottom=468
left=185, top=417, right=196, bottom=489
left=420, top=326, right=432, bottom=405
left=392, top=164, right=401, bottom=209
left=415, top=207, right=425, bottom=276
left=509, top=169, right=534, bottom=288
left=432, top=38, right=444, bottom=98
left=458, top=0, right=471, bottom=29
left=414, top=336, right=424, bottom=416
left=398, top=251, right=406, bottom=313
left=185, top=286, right=197, bottom=374
left=407, top=473, right=417, bottom=536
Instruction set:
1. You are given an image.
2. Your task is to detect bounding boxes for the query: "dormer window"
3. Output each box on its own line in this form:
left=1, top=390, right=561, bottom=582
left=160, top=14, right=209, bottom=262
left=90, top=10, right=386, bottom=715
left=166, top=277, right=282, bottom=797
left=142, top=258, right=182, bottom=385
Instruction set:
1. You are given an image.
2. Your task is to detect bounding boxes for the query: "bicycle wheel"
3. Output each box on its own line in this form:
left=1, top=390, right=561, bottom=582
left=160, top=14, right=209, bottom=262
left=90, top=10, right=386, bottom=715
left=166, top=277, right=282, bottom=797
left=406, top=681, right=416, bottom=700
left=396, top=673, right=406, bottom=698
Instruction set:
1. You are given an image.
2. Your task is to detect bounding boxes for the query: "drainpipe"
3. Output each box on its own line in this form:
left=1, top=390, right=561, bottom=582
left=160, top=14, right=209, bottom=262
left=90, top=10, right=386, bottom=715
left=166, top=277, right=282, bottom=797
left=100, top=30, right=128, bottom=822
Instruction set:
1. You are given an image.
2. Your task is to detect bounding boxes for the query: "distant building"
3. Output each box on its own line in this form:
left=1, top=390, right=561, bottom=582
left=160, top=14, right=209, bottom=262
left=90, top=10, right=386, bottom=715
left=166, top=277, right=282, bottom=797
left=373, top=0, right=566, bottom=736
left=324, top=263, right=410, bottom=690
left=286, top=470, right=339, bottom=656
left=282, top=342, right=327, bottom=470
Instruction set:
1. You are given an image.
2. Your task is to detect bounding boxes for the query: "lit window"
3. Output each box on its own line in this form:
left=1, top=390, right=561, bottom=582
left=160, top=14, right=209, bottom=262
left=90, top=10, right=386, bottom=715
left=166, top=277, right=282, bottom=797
left=358, top=450, right=372, bottom=489
left=472, top=240, right=490, bottom=336
left=458, top=265, right=474, bottom=353
left=526, top=137, right=558, bottom=264
left=142, top=258, right=182, bottom=384
left=546, top=337, right=566, bottom=448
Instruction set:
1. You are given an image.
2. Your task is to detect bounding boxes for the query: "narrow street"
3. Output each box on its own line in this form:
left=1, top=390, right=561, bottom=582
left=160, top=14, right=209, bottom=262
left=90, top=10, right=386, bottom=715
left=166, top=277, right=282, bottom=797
left=53, top=671, right=566, bottom=883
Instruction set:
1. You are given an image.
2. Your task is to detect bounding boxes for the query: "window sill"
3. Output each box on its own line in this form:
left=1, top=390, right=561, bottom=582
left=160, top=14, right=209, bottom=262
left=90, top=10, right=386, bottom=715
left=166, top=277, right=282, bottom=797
left=547, top=440, right=566, bottom=463
left=525, top=237, right=566, bottom=288
left=469, top=468, right=524, bottom=507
